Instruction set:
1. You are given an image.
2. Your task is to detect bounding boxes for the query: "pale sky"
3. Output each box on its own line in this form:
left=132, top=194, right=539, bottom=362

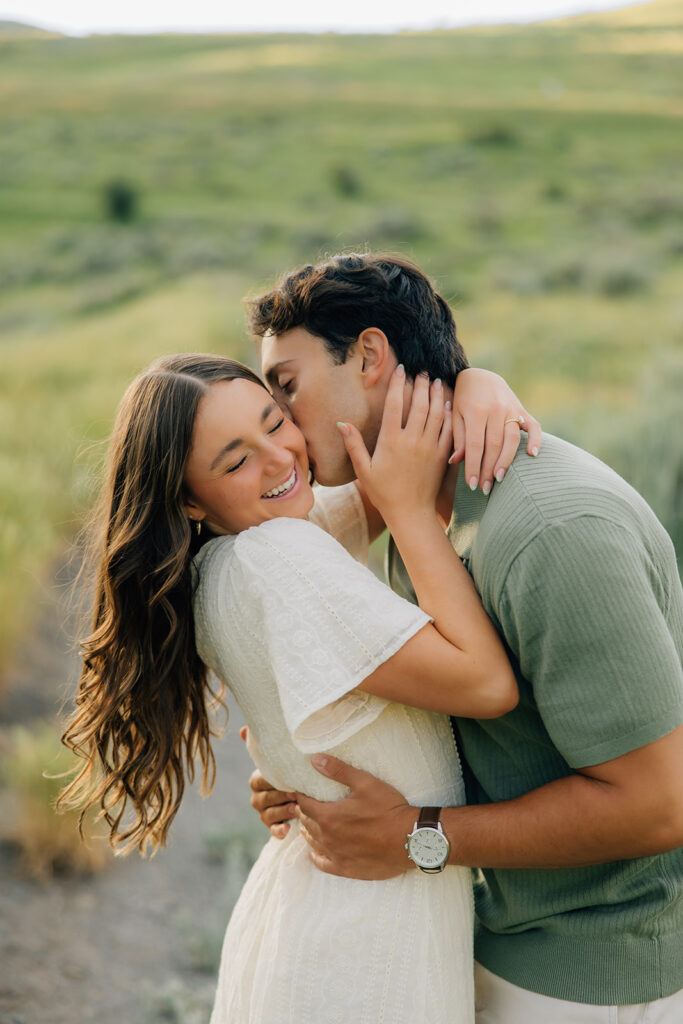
left=0, top=0, right=645, bottom=35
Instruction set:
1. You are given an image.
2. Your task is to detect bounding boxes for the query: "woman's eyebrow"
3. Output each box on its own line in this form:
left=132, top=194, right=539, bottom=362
left=209, top=402, right=279, bottom=470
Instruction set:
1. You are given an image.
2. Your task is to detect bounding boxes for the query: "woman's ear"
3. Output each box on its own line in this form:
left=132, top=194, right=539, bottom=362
left=357, top=328, right=393, bottom=388
left=183, top=494, right=205, bottom=523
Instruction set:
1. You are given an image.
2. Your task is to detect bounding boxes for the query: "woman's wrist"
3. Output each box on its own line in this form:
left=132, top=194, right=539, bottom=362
left=381, top=505, right=440, bottom=537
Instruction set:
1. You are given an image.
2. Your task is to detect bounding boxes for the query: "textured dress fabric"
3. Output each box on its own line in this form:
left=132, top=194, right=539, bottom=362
left=192, top=485, right=474, bottom=1024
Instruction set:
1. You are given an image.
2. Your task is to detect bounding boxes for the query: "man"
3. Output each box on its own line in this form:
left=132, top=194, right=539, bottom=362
left=248, top=252, right=683, bottom=1021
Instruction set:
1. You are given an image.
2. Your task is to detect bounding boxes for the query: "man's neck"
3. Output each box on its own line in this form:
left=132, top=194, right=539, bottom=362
left=435, top=462, right=459, bottom=529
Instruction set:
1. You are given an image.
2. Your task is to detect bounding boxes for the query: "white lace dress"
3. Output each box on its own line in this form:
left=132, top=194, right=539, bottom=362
left=192, top=484, right=474, bottom=1024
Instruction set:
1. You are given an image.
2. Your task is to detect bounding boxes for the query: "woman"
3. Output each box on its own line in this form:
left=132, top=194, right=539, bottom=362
left=61, top=354, right=524, bottom=1023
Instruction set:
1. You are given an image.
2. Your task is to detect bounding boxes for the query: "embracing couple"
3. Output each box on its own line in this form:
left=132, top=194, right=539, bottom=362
left=62, top=253, right=683, bottom=1023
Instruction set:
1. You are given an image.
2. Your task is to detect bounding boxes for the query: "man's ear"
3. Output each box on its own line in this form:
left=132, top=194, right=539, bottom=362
left=356, top=328, right=394, bottom=389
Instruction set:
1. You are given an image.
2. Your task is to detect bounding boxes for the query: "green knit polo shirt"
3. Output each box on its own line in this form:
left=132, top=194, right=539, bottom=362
left=386, top=433, right=683, bottom=1004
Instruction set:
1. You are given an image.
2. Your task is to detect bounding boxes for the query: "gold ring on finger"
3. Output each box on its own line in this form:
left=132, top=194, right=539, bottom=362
left=504, top=416, right=525, bottom=426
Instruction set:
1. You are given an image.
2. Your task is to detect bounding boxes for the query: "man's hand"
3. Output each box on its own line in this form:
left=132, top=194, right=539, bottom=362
left=242, top=726, right=297, bottom=839
left=296, top=754, right=416, bottom=880
left=451, top=367, right=542, bottom=494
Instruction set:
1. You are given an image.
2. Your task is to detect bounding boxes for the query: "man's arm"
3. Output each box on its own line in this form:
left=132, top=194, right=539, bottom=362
left=294, top=724, right=683, bottom=879
left=297, top=509, right=683, bottom=878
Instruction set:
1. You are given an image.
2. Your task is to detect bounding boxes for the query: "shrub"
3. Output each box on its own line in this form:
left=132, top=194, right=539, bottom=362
left=542, top=181, right=568, bottom=201
left=627, top=190, right=681, bottom=228
left=468, top=124, right=519, bottom=148
left=365, top=206, right=427, bottom=244
left=142, top=976, right=215, bottom=1024
left=103, top=179, right=139, bottom=223
left=606, top=362, right=683, bottom=565
left=2, top=723, right=111, bottom=880
left=329, top=163, right=362, bottom=197
left=596, top=262, right=650, bottom=297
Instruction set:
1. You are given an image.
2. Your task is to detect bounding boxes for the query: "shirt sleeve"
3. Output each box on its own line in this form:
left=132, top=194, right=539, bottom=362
left=498, top=515, right=683, bottom=768
left=308, top=482, right=369, bottom=564
left=231, top=517, right=431, bottom=752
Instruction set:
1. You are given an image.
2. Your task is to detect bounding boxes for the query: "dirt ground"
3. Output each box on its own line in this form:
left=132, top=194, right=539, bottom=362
left=0, top=551, right=260, bottom=1024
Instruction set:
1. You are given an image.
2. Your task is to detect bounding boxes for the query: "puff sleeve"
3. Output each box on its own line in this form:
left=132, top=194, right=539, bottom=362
left=225, top=518, right=431, bottom=752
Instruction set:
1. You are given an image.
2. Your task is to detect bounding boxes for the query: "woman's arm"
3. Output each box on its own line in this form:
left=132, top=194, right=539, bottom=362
left=345, top=367, right=517, bottom=719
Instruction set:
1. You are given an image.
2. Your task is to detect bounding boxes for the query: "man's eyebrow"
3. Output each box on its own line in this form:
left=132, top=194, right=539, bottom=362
left=264, top=360, right=295, bottom=387
left=209, top=402, right=279, bottom=471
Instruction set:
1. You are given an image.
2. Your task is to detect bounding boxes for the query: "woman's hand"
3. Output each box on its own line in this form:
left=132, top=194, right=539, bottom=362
left=337, top=366, right=451, bottom=524
left=451, top=368, right=542, bottom=495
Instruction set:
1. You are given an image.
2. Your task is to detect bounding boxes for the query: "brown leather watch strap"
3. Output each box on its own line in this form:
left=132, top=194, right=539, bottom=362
left=418, top=806, right=441, bottom=829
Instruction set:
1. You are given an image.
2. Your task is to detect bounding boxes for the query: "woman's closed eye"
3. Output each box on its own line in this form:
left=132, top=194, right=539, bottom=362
left=224, top=418, right=284, bottom=473
left=225, top=454, right=247, bottom=474
left=279, top=379, right=295, bottom=395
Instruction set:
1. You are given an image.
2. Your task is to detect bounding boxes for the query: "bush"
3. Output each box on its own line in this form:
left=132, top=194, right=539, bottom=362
left=595, top=262, right=650, bottom=297
left=329, top=164, right=362, bottom=197
left=103, top=179, right=139, bottom=223
left=467, top=124, right=519, bottom=148
left=1, top=723, right=111, bottom=880
left=542, top=181, right=568, bottom=201
left=627, top=190, right=681, bottom=228
left=365, top=206, right=427, bottom=244
left=605, top=362, right=683, bottom=565
left=142, top=976, right=215, bottom=1024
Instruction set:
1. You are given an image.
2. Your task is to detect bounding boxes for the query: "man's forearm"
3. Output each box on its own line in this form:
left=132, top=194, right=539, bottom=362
left=296, top=729, right=683, bottom=880
left=441, top=769, right=681, bottom=869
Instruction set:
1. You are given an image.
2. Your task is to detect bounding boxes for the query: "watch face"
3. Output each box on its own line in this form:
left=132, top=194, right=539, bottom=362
left=408, top=827, right=449, bottom=869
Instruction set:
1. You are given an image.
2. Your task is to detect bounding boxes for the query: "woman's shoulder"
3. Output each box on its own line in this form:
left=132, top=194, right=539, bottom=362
left=193, top=517, right=339, bottom=582
left=236, top=516, right=345, bottom=568
left=192, top=532, right=237, bottom=580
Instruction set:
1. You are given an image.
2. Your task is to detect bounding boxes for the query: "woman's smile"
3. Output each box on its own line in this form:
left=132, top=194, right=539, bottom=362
left=261, top=465, right=300, bottom=500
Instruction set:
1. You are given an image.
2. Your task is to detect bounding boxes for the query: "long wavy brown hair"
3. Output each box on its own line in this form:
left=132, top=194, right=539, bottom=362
left=59, top=354, right=268, bottom=855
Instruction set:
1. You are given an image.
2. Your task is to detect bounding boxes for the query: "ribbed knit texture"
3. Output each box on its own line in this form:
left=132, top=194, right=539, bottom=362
left=387, top=433, right=683, bottom=1004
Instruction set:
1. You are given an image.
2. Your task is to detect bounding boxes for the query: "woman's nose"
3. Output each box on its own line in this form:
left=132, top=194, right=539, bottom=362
left=262, top=439, right=292, bottom=473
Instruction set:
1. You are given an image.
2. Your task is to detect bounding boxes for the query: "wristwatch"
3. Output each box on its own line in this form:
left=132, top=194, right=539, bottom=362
left=405, top=806, right=450, bottom=873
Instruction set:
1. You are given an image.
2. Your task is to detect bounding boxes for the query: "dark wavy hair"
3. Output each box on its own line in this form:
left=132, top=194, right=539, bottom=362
left=59, top=354, right=268, bottom=855
left=246, top=251, right=469, bottom=387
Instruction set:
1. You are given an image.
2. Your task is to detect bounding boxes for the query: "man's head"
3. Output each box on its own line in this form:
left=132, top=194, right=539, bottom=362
left=248, top=252, right=468, bottom=485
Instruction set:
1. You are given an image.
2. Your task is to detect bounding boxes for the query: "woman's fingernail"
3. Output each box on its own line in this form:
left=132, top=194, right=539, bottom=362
left=434, top=378, right=442, bottom=388
left=444, top=400, right=452, bottom=411
left=469, top=477, right=478, bottom=491
left=482, top=481, right=492, bottom=496
left=396, top=363, right=405, bottom=377
left=495, top=468, right=506, bottom=482
left=311, top=754, right=328, bottom=771
left=336, top=421, right=349, bottom=435
left=531, top=446, right=539, bottom=457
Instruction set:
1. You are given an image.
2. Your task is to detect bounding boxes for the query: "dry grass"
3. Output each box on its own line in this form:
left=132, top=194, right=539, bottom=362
left=1, top=722, right=111, bottom=880
left=0, top=275, right=252, bottom=676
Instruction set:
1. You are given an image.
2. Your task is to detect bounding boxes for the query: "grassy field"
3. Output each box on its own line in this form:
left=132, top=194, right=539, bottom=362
left=0, top=0, right=681, bottom=675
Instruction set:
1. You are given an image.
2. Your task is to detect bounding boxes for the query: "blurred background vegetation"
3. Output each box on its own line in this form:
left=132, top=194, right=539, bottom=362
left=0, top=0, right=681, bottom=681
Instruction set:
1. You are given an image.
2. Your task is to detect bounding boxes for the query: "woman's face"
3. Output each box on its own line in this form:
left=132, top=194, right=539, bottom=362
left=183, top=378, right=315, bottom=535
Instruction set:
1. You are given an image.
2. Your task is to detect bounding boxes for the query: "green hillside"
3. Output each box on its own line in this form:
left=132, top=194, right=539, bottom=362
left=0, top=0, right=681, bottom=673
